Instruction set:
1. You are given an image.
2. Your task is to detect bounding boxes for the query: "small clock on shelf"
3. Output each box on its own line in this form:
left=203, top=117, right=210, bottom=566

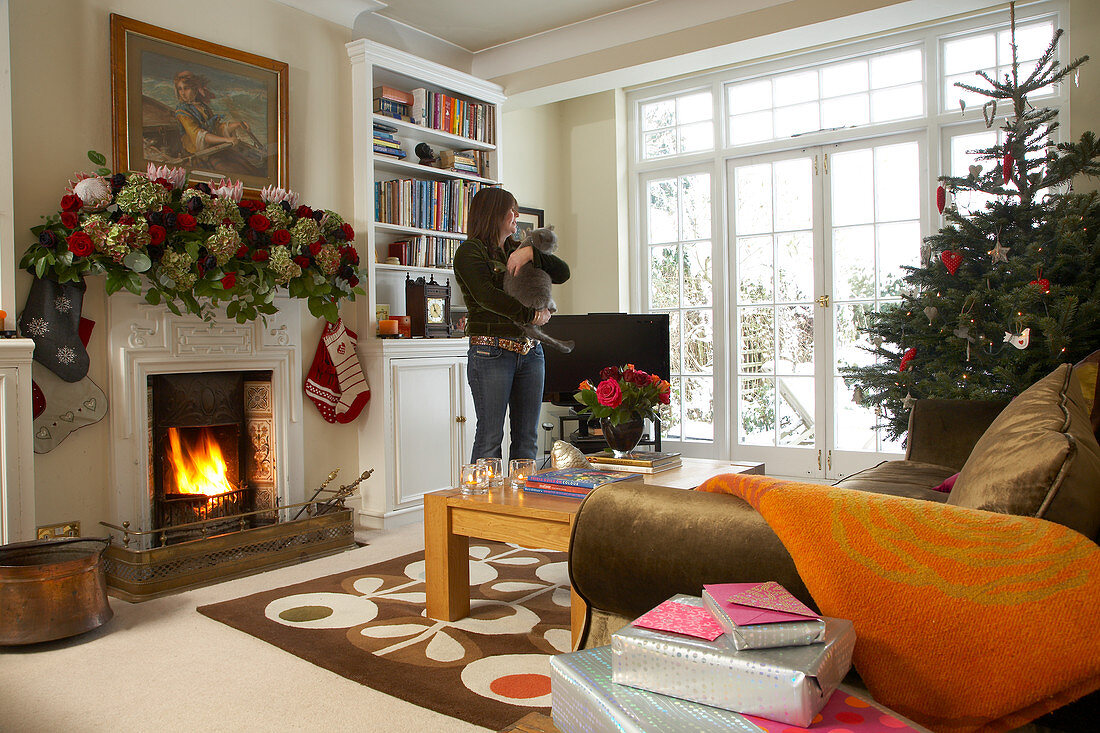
left=405, top=274, right=452, bottom=338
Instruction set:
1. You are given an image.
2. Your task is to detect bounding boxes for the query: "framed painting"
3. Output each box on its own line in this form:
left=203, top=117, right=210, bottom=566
left=516, top=206, right=545, bottom=238
left=110, top=14, right=289, bottom=194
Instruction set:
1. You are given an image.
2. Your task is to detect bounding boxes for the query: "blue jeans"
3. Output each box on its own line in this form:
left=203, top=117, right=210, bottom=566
left=467, top=342, right=544, bottom=462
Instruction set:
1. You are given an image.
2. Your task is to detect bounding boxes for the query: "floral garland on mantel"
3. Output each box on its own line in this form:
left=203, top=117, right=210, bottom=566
left=19, top=152, right=364, bottom=323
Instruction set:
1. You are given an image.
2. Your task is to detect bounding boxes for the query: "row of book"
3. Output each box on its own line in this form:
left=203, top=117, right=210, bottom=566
left=373, top=122, right=406, bottom=160
left=374, top=178, right=488, bottom=234
left=374, top=85, right=495, bottom=144
left=385, top=236, right=459, bottom=269
left=588, top=450, right=681, bottom=474
left=522, top=452, right=682, bottom=498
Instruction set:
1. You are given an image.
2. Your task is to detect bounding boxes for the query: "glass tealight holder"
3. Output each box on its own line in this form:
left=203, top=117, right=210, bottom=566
left=508, top=459, right=536, bottom=490
left=459, top=463, right=489, bottom=495
left=477, top=457, right=504, bottom=488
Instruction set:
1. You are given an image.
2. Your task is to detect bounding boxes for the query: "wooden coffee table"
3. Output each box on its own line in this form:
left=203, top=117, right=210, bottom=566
left=423, top=458, right=764, bottom=648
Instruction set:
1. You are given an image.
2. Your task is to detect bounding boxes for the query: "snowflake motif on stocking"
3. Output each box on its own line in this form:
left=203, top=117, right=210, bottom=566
left=56, top=345, right=76, bottom=365
left=25, top=317, right=50, bottom=337
left=54, top=294, right=73, bottom=313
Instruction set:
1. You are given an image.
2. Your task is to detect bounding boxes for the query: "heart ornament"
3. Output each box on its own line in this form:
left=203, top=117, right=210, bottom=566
left=60, top=411, right=75, bottom=422
left=1030, top=278, right=1051, bottom=294
left=83, top=398, right=97, bottom=411
left=941, top=250, right=963, bottom=275
left=1004, top=327, right=1031, bottom=350
left=36, top=427, right=51, bottom=440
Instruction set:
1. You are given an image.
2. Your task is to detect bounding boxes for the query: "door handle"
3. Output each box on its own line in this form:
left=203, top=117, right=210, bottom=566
left=817, top=450, right=822, bottom=470
left=827, top=450, right=832, bottom=471
left=456, top=416, right=466, bottom=423
left=816, top=295, right=830, bottom=308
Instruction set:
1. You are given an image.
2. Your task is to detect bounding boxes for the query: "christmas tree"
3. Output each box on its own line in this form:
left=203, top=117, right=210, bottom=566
left=844, top=5, right=1100, bottom=439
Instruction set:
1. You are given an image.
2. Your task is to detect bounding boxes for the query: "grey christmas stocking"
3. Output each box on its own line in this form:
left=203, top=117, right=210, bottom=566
left=32, top=361, right=107, bottom=453
left=18, top=277, right=89, bottom=382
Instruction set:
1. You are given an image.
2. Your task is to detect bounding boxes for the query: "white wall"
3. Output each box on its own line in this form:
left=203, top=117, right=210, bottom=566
left=8, top=0, right=359, bottom=535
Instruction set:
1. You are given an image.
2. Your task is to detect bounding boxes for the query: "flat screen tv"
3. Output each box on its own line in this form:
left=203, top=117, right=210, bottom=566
left=541, top=313, right=670, bottom=406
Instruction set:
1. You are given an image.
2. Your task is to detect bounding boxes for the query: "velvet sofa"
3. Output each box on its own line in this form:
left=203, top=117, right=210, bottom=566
left=567, top=363, right=1100, bottom=726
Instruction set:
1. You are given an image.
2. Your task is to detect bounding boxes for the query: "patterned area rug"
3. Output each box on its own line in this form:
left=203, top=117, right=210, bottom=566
left=197, top=542, right=570, bottom=730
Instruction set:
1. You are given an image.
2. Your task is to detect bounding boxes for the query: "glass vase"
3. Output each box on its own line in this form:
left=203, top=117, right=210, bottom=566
left=600, top=416, right=645, bottom=458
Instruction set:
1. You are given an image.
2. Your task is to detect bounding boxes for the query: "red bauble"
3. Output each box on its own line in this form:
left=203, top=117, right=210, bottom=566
left=899, top=347, right=916, bottom=372
left=936, top=185, right=946, bottom=214
left=1002, top=152, right=1014, bottom=184
left=940, top=250, right=963, bottom=275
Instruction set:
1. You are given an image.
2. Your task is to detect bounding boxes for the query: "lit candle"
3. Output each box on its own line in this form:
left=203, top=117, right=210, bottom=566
left=379, top=319, right=398, bottom=335
left=395, top=315, right=411, bottom=339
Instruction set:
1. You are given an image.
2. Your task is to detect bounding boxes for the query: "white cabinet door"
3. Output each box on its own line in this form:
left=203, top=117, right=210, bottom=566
left=392, top=357, right=462, bottom=507
left=456, top=357, right=477, bottom=467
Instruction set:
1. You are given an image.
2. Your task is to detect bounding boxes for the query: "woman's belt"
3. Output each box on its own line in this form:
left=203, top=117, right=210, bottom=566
left=469, top=335, right=535, bottom=355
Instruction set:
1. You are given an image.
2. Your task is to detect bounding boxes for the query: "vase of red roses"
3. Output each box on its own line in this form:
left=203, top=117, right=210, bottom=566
left=574, top=364, right=671, bottom=457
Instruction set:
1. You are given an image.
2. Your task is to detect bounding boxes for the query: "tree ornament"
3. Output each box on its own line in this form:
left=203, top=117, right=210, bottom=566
left=899, top=347, right=916, bottom=372
left=959, top=99, right=967, bottom=115
left=924, top=306, right=939, bottom=324
left=990, top=241, right=1010, bottom=263
left=940, top=250, right=963, bottom=274
left=901, top=392, right=915, bottom=410
left=982, top=100, right=997, bottom=128
left=1030, top=269, right=1051, bottom=294
left=852, top=385, right=865, bottom=404
left=936, top=185, right=947, bottom=214
left=920, top=243, right=932, bottom=266
left=1004, top=327, right=1030, bottom=350
left=1003, top=151, right=1014, bottom=183
left=968, top=164, right=983, bottom=179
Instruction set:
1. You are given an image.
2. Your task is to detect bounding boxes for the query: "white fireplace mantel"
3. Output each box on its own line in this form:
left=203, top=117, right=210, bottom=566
left=106, top=293, right=303, bottom=534
left=0, top=338, right=35, bottom=543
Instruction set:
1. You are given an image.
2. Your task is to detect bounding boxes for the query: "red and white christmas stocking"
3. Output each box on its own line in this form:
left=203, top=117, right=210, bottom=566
left=304, top=318, right=370, bottom=423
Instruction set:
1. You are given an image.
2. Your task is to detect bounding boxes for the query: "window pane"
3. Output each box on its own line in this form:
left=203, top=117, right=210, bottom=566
left=773, top=158, right=813, bottom=231
left=677, top=92, right=713, bottom=123
left=822, top=94, right=870, bottom=128
left=641, top=99, right=674, bottom=131
left=874, top=143, right=919, bottom=222
left=821, top=60, right=867, bottom=97
left=683, top=309, right=713, bottom=374
left=776, top=232, right=814, bottom=303
left=682, top=376, right=714, bottom=440
left=735, top=164, right=772, bottom=235
left=728, top=79, right=772, bottom=114
left=730, top=111, right=773, bottom=145
left=680, top=174, right=711, bottom=240
left=648, top=245, right=679, bottom=308
left=665, top=376, right=682, bottom=439
left=944, top=34, right=996, bottom=74
left=877, top=221, right=920, bottom=297
left=643, top=129, right=676, bottom=158
left=738, top=235, right=774, bottom=303
left=830, top=149, right=874, bottom=226
left=774, top=70, right=818, bottom=105
left=834, top=378, right=878, bottom=451
left=679, top=122, right=714, bottom=153
left=739, top=376, right=775, bottom=445
left=774, top=102, right=819, bottom=138
left=777, top=304, right=814, bottom=375
left=739, top=306, right=774, bottom=374
left=870, top=49, right=922, bottom=88
left=944, top=72, right=993, bottom=111
left=999, top=22, right=1054, bottom=65
left=669, top=316, right=681, bottom=377
left=834, top=302, right=875, bottom=369
left=778, top=376, right=815, bottom=446
left=870, top=83, right=923, bottom=122
left=832, top=226, right=876, bottom=300
left=647, top=179, right=677, bottom=242
left=682, top=241, right=712, bottom=307
left=950, top=130, right=999, bottom=215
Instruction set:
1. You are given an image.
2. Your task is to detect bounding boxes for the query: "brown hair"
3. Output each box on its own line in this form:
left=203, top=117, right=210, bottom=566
left=466, top=187, right=516, bottom=249
left=174, top=71, right=213, bottom=103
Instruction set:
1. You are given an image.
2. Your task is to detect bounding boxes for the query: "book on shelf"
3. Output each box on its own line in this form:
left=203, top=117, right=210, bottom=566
left=373, top=121, right=399, bottom=134
left=373, top=97, right=410, bottom=117
left=522, top=483, right=591, bottom=500
left=373, top=137, right=402, bottom=149
left=373, top=145, right=407, bottom=159
left=382, top=236, right=458, bottom=269
left=526, top=467, right=637, bottom=490
left=409, top=87, right=494, bottom=144
left=584, top=460, right=680, bottom=474
left=587, top=450, right=682, bottom=467
left=374, top=178, right=486, bottom=233
left=373, top=85, right=414, bottom=105
left=373, top=130, right=398, bottom=143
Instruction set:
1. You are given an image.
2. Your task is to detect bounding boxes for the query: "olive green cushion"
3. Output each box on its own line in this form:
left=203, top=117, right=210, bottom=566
left=834, top=460, right=955, bottom=502
left=948, top=364, right=1100, bottom=539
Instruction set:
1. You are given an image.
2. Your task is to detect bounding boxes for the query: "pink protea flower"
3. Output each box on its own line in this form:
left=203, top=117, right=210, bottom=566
left=211, top=178, right=244, bottom=203
left=65, top=171, right=94, bottom=195
left=72, top=176, right=112, bottom=210
left=146, top=163, right=188, bottom=190
left=260, top=185, right=300, bottom=209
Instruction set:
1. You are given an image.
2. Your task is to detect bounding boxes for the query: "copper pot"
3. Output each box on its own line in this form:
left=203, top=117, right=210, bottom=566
left=0, top=536, right=113, bottom=645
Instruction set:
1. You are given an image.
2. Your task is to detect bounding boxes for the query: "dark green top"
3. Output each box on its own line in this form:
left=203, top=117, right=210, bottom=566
left=453, top=236, right=570, bottom=338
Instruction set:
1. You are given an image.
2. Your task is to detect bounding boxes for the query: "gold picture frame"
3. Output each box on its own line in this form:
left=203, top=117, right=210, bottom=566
left=516, top=206, right=545, bottom=238
left=110, top=14, right=289, bottom=194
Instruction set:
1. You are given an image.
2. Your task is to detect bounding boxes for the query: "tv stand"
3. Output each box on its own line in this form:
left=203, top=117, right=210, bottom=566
left=558, top=409, right=662, bottom=454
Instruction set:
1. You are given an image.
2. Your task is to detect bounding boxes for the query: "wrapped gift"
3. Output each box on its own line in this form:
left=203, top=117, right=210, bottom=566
left=703, top=581, right=826, bottom=650
left=550, top=645, right=760, bottom=733
left=612, top=595, right=855, bottom=726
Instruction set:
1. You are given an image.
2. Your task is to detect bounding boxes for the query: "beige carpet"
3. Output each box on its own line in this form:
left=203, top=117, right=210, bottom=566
left=0, top=522, right=496, bottom=732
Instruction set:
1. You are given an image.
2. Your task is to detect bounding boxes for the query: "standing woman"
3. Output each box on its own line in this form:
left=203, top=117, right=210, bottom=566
left=453, top=188, right=570, bottom=462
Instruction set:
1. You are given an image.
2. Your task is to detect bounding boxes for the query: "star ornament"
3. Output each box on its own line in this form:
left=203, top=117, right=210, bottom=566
left=990, top=242, right=1010, bottom=263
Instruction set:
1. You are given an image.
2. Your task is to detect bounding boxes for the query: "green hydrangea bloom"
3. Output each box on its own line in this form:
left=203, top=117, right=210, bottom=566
left=159, top=248, right=197, bottom=290
left=205, top=225, right=241, bottom=267
left=101, top=219, right=151, bottom=264
left=291, top=218, right=321, bottom=250
left=319, top=210, right=344, bottom=235
left=115, top=174, right=170, bottom=214
left=269, top=245, right=302, bottom=285
left=316, top=243, right=341, bottom=275
left=263, top=204, right=292, bottom=230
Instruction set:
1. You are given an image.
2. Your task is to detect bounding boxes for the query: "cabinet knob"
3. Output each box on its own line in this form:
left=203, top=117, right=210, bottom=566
left=456, top=416, right=467, bottom=423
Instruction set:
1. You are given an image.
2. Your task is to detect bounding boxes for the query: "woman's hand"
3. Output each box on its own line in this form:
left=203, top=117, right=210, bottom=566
left=507, top=246, right=534, bottom=275
left=532, top=309, right=551, bottom=326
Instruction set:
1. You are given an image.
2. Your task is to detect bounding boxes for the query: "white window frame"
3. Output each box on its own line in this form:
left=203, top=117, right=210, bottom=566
left=628, top=1, right=1069, bottom=464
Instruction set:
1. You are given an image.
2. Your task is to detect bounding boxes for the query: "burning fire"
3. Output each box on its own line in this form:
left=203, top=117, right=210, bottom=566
left=166, top=428, right=234, bottom=496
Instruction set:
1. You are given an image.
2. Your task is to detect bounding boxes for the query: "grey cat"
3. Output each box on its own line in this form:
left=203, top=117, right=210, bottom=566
left=503, top=225, right=574, bottom=353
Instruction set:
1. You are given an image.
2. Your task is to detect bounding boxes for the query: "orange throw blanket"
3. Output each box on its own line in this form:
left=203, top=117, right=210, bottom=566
left=696, top=473, right=1100, bottom=733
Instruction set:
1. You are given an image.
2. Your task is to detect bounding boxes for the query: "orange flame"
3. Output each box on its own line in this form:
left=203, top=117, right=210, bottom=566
left=166, top=427, right=234, bottom=496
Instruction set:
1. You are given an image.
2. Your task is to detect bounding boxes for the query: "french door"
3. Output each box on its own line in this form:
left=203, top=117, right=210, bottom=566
left=727, top=133, right=923, bottom=479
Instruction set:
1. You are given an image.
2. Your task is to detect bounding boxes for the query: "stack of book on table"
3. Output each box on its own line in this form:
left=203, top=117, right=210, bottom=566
left=587, top=449, right=681, bottom=474
left=523, top=468, right=637, bottom=499
left=373, top=122, right=406, bottom=160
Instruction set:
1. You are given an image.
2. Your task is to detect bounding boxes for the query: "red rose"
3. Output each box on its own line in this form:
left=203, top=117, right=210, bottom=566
left=60, top=194, right=81, bottom=212
left=340, top=223, right=355, bottom=241
left=242, top=199, right=263, bottom=211
left=348, top=275, right=360, bottom=288
left=341, top=246, right=359, bottom=264
left=272, top=229, right=291, bottom=246
left=658, top=391, right=671, bottom=405
left=249, top=214, right=270, bottom=232
left=222, top=218, right=233, bottom=227
left=148, top=225, right=166, bottom=245
left=66, top=231, right=93, bottom=257
left=235, top=244, right=249, bottom=258
left=60, top=211, right=79, bottom=229
left=293, top=255, right=310, bottom=268
left=595, top=378, right=623, bottom=409
left=600, top=366, right=622, bottom=381
left=220, top=272, right=237, bottom=289
left=155, top=177, right=172, bottom=190
left=118, top=215, right=134, bottom=225
left=296, top=205, right=313, bottom=219
left=176, top=212, right=197, bottom=231
left=251, top=249, right=270, bottom=262
left=626, top=370, right=649, bottom=386
left=309, top=241, right=323, bottom=256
